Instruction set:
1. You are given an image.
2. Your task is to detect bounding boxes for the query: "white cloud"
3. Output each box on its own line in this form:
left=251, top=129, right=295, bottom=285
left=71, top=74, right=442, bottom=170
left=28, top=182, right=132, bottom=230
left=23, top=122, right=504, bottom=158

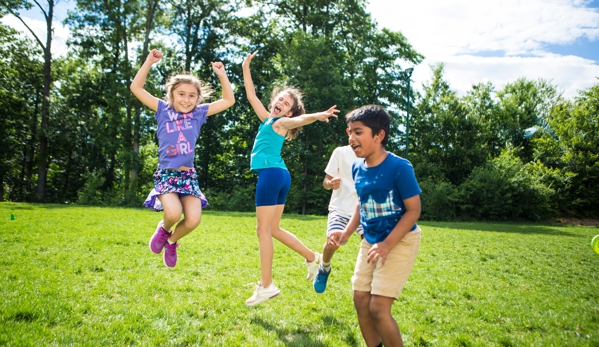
left=368, top=0, right=599, bottom=98
left=1, top=15, right=71, bottom=57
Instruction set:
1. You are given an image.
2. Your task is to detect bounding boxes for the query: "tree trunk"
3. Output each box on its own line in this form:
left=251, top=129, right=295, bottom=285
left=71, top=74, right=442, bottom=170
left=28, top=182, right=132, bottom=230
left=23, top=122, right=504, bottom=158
left=131, top=0, right=158, bottom=187
left=36, top=0, right=54, bottom=202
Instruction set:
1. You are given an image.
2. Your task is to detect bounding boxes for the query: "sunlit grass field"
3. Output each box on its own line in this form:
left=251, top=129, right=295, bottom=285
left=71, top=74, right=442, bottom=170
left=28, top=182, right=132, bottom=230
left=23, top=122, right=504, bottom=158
left=1, top=202, right=598, bottom=346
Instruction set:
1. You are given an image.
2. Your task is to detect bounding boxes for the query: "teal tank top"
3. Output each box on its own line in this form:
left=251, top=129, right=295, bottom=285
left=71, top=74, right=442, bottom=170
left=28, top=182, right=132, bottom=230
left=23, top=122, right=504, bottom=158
left=251, top=117, right=287, bottom=174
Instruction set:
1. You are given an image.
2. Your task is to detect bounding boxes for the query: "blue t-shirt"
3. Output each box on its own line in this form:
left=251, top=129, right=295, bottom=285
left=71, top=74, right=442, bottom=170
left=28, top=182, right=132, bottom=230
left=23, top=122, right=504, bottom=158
left=250, top=117, right=287, bottom=174
left=352, top=152, right=422, bottom=244
left=155, top=99, right=208, bottom=169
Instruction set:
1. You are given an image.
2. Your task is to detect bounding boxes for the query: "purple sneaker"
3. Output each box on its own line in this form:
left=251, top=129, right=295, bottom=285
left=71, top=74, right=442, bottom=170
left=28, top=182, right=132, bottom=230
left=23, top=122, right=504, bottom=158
left=149, top=221, right=170, bottom=254
left=163, top=242, right=179, bottom=267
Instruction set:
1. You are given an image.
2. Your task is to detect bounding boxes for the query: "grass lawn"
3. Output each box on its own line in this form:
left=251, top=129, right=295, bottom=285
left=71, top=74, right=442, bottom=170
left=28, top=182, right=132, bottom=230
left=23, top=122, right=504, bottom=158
left=1, top=202, right=598, bottom=346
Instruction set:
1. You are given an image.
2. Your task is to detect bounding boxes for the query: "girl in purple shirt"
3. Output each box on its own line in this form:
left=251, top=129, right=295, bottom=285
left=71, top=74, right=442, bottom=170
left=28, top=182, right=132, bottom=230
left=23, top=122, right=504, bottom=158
left=131, top=49, right=234, bottom=268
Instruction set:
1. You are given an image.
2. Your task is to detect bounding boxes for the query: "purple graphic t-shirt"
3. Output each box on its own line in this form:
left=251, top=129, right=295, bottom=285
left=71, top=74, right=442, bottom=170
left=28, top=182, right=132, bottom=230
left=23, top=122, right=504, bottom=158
left=155, top=99, right=209, bottom=169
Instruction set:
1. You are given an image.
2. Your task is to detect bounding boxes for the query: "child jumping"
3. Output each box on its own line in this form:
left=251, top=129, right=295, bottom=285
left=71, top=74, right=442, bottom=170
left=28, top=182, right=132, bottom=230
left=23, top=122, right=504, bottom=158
left=130, top=49, right=234, bottom=268
left=329, top=105, right=422, bottom=347
left=313, top=144, right=364, bottom=294
left=242, top=50, right=339, bottom=306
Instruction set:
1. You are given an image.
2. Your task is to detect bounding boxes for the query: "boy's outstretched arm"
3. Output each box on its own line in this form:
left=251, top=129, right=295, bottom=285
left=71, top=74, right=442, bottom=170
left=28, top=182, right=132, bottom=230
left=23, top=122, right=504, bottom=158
left=242, top=51, right=270, bottom=122
left=367, top=195, right=421, bottom=265
left=207, top=62, right=235, bottom=116
left=130, top=49, right=162, bottom=112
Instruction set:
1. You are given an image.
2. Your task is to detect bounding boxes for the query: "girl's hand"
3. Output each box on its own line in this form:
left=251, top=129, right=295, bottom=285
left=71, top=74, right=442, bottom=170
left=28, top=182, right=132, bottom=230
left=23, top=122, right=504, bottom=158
left=211, top=62, right=227, bottom=77
left=316, top=105, right=340, bottom=123
left=242, top=51, right=258, bottom=69
left=147, top=49, right=163, bottom=64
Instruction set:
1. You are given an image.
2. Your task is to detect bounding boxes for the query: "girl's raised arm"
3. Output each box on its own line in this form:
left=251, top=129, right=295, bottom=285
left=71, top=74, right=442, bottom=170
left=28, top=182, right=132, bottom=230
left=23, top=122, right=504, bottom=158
left=130, top=49, right=162, bottom=112
left=276, top=105, right=340, bottom=130
left=207, top=62, right=235, bottom=116
left=242, top=51, right=270, bottom=122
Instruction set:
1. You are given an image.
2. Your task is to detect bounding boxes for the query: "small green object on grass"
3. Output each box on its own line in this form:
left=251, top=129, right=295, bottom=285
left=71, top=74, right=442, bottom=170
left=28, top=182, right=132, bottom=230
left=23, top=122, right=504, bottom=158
left=592, top=235, right=599, bottom=254
left=10, top=212, right=14, bottom=221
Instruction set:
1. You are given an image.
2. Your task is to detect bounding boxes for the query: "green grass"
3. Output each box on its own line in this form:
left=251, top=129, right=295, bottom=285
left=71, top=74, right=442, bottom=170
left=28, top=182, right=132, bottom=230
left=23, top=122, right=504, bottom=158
left=1, top=202, right=598, bottom=346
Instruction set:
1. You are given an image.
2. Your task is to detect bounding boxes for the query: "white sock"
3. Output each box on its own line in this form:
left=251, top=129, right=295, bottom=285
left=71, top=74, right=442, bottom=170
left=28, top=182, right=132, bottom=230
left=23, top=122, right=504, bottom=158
left=322, top=262, right=331, bottom=271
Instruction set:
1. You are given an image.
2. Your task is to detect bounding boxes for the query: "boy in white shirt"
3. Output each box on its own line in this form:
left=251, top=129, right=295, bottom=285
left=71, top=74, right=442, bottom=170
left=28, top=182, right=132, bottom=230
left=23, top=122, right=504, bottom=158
left=313, top=145, right=364, bottom=293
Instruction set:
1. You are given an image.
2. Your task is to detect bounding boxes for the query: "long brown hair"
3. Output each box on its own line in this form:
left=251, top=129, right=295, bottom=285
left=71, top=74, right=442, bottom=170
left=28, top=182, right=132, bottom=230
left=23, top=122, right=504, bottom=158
left=269, top=86, right=305, bottom=140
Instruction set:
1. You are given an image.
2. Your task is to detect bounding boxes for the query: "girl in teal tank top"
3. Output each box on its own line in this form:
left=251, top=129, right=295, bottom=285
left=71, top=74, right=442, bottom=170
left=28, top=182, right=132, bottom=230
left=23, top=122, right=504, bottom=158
left=242, top=50, right=340, bottom=306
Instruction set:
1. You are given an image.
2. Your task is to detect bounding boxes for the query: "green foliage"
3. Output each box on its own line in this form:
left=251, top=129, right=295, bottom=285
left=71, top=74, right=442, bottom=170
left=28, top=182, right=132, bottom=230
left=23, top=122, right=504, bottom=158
left=457, top=148, right=554, bottom=221
left=204, top=185, right=255, bottom=212
left=3, top=0, right=598, bottom=220
left=1, top=203, right=598, bottom=346
left=0, top=24, right=43, bottom=202
left=533, top=83, right=599, bottom=217
left=76, top=171, right=106, bottom=205
left=419, top=177, right=458, bottom=221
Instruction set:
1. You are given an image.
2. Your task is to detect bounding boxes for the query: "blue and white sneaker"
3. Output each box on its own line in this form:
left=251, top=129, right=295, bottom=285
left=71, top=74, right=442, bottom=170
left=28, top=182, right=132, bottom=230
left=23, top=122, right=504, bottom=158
left=313, top=265, right=331, bottom=293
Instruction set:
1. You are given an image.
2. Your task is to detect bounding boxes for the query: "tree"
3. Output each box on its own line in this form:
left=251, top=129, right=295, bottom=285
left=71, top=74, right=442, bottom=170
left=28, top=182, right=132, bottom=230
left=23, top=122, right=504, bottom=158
left=410, top=63, right=486, bottom=186
left=495, top=78, right=560, bottom=162
left=0, top=24, right=44, bottom=201
left=1, top=0, right=58, bottom=201
left=534, top=82, right=599, bottom=217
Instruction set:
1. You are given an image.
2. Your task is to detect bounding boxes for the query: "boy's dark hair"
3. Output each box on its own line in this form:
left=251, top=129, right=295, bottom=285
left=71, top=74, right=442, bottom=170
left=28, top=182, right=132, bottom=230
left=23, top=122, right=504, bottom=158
left=345, top=105, right=390, bottom=146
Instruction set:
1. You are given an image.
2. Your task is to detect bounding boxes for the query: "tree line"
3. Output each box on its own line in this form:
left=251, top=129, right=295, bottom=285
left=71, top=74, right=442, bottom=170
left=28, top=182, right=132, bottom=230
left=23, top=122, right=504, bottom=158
left=1, top=0, right=598, bottom=220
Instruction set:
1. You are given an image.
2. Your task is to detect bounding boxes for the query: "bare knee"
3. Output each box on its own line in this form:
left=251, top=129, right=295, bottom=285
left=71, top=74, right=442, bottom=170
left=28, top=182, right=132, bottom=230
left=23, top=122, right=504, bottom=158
left=255, top=225, right=271, bottom=238
left=354, top=291, right=371, bottom=312
left=323, top=241, right=340, bottom=254
left=184, top=213, right=202, bottom=228
left=368, top=297, right=393, bottom=322
left=163, top=211, right=182, bottom=225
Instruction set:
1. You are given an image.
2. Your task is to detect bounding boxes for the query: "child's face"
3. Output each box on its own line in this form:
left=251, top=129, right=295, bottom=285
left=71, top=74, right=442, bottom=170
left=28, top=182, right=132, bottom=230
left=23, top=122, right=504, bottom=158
left=171, top=83, right=199, bottom=113
left=347, top=121, right=383, bottom=158
left=271, top=92, right=295, bottom=117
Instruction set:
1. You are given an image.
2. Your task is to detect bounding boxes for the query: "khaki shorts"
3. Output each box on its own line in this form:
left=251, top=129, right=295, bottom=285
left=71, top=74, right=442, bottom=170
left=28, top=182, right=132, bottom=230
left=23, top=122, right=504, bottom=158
left=351, top=227, right=421, bottom=299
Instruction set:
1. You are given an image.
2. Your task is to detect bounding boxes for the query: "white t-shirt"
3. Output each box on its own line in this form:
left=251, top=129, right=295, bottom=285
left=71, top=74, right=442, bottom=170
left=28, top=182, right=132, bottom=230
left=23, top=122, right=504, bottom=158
left=324, top=145, right=360, bottom=215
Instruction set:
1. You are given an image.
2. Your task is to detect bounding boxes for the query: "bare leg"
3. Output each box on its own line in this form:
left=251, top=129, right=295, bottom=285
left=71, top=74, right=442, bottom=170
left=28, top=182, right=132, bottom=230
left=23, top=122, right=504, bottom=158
left=256, top=205, right=277, bottom=287
left=157, top=193, right=182, bottom=231
left=169, top=195, right=202, bottom=243
left=270, top=204, right=316, bottom=262
left=354, top=290, right=383, bottom=347
left=321, top=241, right=340, bottom=264
left=370, top=294, right=403, bottom=347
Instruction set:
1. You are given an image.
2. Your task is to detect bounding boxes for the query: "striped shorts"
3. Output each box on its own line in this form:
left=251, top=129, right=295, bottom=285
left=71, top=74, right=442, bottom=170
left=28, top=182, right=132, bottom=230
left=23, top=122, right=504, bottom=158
left=327, top=210, right=364, bottom=237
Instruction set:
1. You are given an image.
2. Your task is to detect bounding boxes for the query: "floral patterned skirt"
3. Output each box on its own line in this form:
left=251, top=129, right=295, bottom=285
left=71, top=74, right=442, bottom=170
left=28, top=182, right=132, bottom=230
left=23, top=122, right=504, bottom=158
left=143, top=168, right=208, bottom=212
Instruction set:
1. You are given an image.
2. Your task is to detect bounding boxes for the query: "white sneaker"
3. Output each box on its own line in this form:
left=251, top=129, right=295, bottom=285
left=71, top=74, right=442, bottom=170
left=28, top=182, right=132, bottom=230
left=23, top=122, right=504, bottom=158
left=305, top=252, right=322, bottom=281
left=245, top=282, right=280, bottom=306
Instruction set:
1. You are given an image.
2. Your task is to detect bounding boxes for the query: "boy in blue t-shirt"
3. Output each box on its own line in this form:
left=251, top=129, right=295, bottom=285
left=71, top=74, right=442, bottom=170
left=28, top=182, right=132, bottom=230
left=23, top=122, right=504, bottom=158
left=329, top=104, right=422, bottom=347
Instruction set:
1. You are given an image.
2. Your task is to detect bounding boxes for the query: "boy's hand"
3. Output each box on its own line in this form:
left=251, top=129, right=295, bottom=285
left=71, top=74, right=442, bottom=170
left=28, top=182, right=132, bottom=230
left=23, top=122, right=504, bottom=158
left=329, top=177, right=342, bottom=190
left=147, top=49, right=162, bottom=64
left=242, top=51, right=258, bottom=69
left=316, top=105, right=340, bottom=123
left=211, top=62, right=227, bottom=77
left=328, top=230, right=351, bottom=246
left=367, top=242, right=391, bottom=266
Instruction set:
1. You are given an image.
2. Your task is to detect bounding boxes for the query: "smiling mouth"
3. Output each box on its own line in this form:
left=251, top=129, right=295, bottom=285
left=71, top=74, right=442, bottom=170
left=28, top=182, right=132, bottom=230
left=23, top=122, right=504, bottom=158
left=274, top=106, right=281, bottom=114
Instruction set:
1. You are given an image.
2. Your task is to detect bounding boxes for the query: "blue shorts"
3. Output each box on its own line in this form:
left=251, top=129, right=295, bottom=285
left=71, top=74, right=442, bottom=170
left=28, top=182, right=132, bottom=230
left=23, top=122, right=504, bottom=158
left=255, top=168, right=291, bottom=206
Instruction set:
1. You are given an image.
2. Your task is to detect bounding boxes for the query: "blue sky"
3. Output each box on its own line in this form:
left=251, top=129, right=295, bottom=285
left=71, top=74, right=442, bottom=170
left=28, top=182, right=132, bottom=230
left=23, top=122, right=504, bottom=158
left=3, top=0, right=599, bottom=99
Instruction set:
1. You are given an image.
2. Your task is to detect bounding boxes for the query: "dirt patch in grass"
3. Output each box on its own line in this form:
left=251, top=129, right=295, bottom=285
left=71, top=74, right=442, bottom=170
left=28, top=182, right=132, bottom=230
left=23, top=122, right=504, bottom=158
left=551, top=218, right=599, bottom=227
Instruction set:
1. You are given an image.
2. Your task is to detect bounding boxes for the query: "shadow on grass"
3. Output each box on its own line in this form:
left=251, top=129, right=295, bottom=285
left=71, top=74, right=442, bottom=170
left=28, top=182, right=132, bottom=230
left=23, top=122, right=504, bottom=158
left=205, top=210, right=327, bottom=221
left=251, top=315, right=359, bottom=347
left=420, top=221, right=578, bottom=236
